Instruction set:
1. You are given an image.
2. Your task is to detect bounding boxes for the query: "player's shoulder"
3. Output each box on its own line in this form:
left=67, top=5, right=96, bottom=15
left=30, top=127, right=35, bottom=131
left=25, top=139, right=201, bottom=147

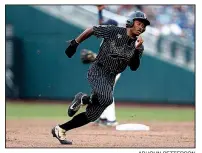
left=94, top=24, right=115, bottom=28
left=93, top=24, right=117, bottom=32
left=94, top=25, right=125, bottom=31
left=108, top=26, right=126, bottom=34
left=101, top=24, right=118, bottom=29
left=113, top=26, right=125, bottom=30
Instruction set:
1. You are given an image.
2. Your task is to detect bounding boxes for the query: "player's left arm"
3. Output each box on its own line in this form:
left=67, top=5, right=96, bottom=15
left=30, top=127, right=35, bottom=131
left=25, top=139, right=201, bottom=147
left=128, top=36, right=144, bottom=71
left=129, top=47, right=143, bottom=71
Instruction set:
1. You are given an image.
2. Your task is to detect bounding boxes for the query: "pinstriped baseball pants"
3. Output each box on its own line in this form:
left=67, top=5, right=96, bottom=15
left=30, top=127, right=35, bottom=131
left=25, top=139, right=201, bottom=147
left=86, top=63, right=116, bottom=122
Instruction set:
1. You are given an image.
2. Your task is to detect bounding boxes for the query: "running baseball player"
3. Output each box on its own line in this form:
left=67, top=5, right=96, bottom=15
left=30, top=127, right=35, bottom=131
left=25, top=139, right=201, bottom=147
left=80, top=5, right=120, bottom=126
left=52, top=11, right=150, bottom=145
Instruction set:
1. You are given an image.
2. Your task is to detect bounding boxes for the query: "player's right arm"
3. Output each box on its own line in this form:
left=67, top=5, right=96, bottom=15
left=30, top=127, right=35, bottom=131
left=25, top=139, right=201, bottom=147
left=65, top=25, right=115, bottom=58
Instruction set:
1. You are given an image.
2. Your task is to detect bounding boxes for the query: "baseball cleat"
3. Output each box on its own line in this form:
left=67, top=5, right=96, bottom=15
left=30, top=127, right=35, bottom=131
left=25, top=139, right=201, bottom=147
left=105, top=120, right=119, bottom=126
left=68, top=92, right=87, bottom=117
left=94, top=118, right=118, bottom=127
left=51, top=125, right=72, bottom=145
left=94, top=118, right=107, bottom=125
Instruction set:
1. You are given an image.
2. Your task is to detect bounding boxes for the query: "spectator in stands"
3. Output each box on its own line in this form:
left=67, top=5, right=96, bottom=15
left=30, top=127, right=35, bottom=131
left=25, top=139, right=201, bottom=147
left=96, top=5, right=194, bottom=40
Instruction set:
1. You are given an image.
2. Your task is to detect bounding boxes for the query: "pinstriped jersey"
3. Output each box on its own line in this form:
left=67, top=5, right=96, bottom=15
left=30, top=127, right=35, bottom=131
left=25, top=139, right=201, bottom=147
left=93, top=25, right=143, bottom=74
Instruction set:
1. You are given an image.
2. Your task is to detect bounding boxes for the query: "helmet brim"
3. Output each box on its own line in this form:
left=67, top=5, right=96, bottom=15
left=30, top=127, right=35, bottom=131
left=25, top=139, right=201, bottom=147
left=134, top=18, right=150, bottom=26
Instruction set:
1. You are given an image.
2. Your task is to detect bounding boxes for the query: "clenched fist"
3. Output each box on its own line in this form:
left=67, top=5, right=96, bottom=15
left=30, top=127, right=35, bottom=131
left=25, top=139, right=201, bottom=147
left=135, top=35, right=144, bottom=49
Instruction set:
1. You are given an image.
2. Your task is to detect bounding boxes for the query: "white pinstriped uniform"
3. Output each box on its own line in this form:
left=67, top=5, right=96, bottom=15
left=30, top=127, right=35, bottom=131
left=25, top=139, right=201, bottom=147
left=85, top=25, right=143, bottom=121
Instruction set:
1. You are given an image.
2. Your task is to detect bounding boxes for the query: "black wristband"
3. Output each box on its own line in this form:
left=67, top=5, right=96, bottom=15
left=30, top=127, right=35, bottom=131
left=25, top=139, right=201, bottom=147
left=71, top=39, right=79, bottom=47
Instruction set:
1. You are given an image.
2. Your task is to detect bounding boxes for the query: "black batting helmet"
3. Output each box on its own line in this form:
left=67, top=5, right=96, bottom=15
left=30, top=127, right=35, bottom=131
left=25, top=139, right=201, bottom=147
left=126, top=11, right=150, bottom=28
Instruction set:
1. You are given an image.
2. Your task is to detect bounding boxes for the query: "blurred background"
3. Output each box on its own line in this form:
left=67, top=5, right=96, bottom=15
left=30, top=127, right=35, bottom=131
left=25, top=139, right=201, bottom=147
left=5, top=5, right=195, bottom=105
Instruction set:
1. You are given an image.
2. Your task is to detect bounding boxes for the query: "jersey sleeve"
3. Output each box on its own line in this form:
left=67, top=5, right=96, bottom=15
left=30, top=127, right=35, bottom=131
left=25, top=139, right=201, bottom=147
left=136, top=44, right=144, bottom=59
left=128, top=45, right=144, bottom=71
left=93, top=25, right=115, bottom=39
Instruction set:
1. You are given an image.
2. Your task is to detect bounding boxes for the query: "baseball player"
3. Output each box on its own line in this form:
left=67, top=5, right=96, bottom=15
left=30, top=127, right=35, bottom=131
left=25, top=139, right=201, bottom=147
left=52, top=11, right=150, bottom=145
left=80, top=6, right=120, bottom=127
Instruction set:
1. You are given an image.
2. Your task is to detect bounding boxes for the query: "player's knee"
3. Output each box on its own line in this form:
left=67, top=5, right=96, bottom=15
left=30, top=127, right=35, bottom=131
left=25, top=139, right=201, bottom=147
left=86, top=106, right=107, bottom=122
left=90, top=93, right=113, bottom=106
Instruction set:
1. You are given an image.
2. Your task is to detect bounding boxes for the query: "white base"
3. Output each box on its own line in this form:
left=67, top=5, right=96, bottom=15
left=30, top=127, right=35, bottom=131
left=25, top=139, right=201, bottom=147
left=116, top=123, right=150, bottom=131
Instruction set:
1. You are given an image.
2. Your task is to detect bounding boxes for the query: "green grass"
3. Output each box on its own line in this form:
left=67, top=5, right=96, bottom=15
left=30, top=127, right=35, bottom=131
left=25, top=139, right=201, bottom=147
left=6, top=102, right=195, bottom=122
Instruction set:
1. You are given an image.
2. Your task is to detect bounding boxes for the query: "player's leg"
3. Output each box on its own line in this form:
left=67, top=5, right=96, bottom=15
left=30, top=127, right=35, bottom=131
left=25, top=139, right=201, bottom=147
left=52, top=111, right=89, bottom=144
left=85, top=91, right=113, bottom=121
left=95, top=97, right=116, bottom=125
left=52, top=92, right=91, bottom=144
left=52, top=90, right=113, bottom=144
left=105, top=73, right=121, bottom=122
left=96, top=73, right=121, bottom=126
left=52, top=68, right=114, bottom=144
left=103, top=97, right=118, bottom=126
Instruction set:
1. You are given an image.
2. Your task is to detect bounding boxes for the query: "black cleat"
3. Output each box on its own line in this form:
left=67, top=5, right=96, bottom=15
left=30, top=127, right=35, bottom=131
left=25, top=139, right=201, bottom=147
left=68, top=92, right=87, bottom=117
left=51, top=125, right=72, bottom=145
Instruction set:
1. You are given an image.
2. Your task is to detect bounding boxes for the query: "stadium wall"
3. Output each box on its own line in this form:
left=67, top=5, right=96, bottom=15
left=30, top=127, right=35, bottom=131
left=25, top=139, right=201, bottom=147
left=6, top=5, right=195, bottom=104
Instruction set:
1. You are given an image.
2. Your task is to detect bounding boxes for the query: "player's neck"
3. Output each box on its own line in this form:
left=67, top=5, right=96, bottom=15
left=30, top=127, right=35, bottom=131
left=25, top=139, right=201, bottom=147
left=126, top=28, right=137, bottom=39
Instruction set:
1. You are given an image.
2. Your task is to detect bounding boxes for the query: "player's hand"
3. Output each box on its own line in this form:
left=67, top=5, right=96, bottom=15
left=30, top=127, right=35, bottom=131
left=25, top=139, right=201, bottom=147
left=135, top=36, right=144, bottom=49
left=65, top=39, right=79, bottom=58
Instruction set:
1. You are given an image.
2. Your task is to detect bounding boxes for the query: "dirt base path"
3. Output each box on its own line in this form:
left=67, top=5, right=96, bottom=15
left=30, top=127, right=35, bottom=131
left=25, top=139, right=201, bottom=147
left=6, top=119, right=195, bottom=148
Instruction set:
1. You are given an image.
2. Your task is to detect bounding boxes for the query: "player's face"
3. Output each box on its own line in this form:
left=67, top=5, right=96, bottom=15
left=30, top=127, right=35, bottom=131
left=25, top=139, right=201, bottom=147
left=132, top=20, right=146, bottom=36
